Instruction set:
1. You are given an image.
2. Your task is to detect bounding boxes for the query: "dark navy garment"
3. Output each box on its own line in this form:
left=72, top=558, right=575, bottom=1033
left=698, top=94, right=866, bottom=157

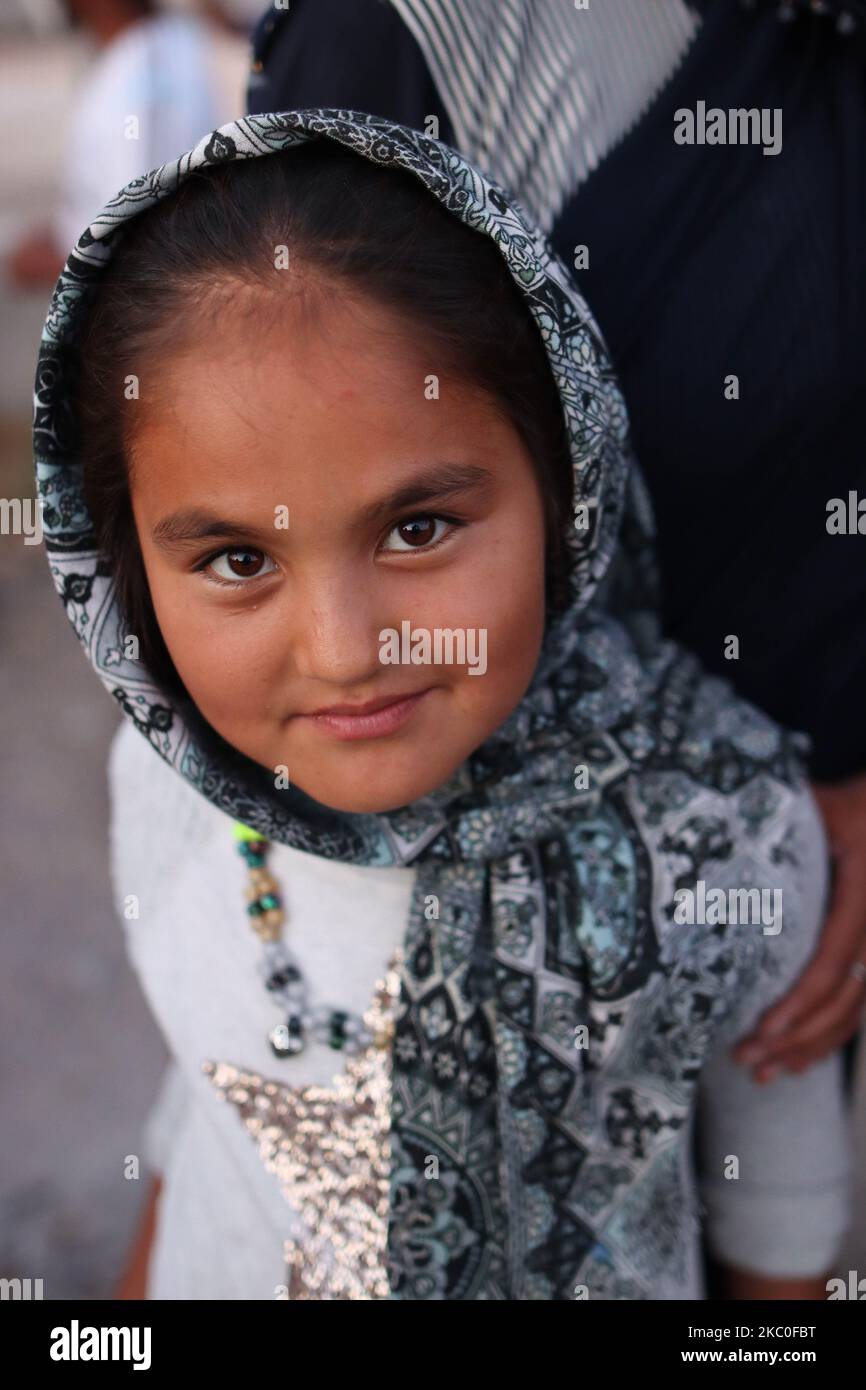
left=247, top=0, right=866, bottom=780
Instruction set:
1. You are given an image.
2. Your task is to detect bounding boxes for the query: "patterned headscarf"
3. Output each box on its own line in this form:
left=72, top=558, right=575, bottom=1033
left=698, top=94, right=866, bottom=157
left=34, top=109, right=813, bottom=1299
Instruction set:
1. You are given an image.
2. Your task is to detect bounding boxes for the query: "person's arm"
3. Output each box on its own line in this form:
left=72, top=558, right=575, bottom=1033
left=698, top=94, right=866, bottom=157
left=113, top=1057, right=190, bottom=1298
left=113, top=1174, right=162, bottom=1300
left=697, top=1039, right=851, bottom=1299
left=695, top=791, right=852, bottom=1297
left=732, top=776, right=866, bottom=1079
left=109, top=1058, right=189, bottom=1299
left=105, top=730, right=196, bottom=1301
left=697, top=1026, right=851, bottom=1298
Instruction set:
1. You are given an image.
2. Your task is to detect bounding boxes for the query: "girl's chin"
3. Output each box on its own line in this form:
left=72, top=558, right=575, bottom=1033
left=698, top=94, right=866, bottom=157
left=287, top=760, right=460, bottom=816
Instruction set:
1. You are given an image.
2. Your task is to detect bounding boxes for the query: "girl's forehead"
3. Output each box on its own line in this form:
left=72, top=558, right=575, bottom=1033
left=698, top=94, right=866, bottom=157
left=128, top=340, right=524, bottom=518
left=129, top=295, right=507, bottom=465
left=148, top=280, right=442, bottom=394
left=133, top=398, right=518, bottom=491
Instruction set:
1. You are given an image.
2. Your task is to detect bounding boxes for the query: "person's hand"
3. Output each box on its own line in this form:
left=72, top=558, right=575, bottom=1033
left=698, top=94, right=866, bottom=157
left=6, top=227, right=66, bottom=290
left=731, top=775, right=866, bottom=1082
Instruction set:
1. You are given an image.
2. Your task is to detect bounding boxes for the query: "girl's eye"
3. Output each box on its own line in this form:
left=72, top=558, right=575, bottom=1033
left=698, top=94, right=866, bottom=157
left=381, top=514, right=462, bottom=554
left=200, top=547, right=278, bottom=586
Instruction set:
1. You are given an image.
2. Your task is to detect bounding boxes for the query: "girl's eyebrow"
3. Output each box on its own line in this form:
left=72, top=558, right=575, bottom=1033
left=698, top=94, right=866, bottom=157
left=150, top=463, right=496, bottom=550
left=151, top=510, right=279, bottom=550
left=357, top=462, right=496, bottom=526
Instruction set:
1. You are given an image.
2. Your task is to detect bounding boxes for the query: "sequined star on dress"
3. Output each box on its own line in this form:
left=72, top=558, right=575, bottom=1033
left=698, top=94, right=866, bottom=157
left=200, top=949, right=402, bottom=1300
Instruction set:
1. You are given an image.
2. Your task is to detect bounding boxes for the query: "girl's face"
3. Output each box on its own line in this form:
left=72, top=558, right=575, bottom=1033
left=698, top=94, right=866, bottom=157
left=128, top=282, right=549, bottom=813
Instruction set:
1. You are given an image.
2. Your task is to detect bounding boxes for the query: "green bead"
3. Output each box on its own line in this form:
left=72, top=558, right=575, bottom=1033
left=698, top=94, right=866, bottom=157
left=247, top=901, right=263, bottom=917
left=233, top=821, right=261, bottom=842
left=259, top=893, right=279, bottom=910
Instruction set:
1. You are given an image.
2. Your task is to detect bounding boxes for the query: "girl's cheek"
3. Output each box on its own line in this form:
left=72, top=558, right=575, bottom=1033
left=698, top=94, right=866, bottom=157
left=190, top=631, right=281, bottom=706
left=445, top=564, right=545, bottom=715
left=149, top=580, right=276, bottom=715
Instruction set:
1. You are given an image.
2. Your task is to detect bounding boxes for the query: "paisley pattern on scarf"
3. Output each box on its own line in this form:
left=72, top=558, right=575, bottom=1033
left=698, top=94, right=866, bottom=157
left=34, top=109, right=817, bottom=1298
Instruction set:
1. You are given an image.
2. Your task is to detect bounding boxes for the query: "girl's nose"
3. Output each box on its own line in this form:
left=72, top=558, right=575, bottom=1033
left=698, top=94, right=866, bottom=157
left=291, top=576, right=386, bottom=687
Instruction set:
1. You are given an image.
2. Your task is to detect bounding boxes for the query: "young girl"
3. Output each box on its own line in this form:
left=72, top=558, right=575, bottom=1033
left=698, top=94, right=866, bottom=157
left=34, top=108, right=851, bottom=1300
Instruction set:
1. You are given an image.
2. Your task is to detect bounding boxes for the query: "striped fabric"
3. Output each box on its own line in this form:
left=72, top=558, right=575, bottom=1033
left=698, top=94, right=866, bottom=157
left=388, top=0, right=702, bottom=229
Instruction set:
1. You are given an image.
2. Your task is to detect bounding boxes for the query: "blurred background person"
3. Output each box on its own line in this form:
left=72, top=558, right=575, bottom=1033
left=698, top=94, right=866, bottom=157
left=6, top=0, right=249, bottom=289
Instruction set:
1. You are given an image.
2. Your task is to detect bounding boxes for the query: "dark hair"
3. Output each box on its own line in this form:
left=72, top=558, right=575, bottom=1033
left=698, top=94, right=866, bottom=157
left=75, top=140, right=574, bottom=698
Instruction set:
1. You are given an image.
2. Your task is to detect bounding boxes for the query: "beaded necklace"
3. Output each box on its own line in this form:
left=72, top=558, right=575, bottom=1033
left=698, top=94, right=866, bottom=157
left=233, top=821, right=386, bottom=1059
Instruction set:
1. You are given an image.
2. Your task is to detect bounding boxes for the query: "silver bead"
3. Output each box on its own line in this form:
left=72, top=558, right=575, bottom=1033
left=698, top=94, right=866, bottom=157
left=269, top=1021, right=305, bottom=1057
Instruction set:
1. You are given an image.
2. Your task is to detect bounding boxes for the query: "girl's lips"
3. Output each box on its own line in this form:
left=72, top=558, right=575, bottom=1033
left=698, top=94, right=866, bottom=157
left=302, top=688, right=434, bottom=741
